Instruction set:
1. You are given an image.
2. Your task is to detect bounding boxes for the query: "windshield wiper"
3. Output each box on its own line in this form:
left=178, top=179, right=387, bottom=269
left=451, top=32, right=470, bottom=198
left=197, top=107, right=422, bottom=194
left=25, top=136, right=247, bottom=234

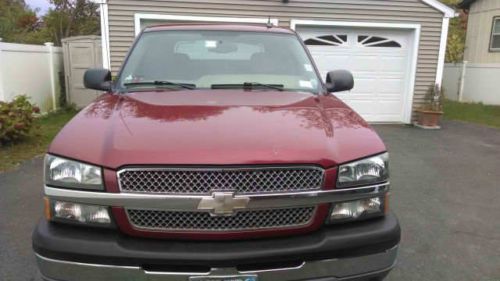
left=124, top=80, right=196, bottom=90
left=211, top=82, right=284, bottom=91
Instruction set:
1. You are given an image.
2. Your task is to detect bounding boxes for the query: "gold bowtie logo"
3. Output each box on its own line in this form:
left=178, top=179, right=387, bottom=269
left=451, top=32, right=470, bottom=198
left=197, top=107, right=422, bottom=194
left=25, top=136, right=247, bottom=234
left=197, top=192, right=250, bottom=216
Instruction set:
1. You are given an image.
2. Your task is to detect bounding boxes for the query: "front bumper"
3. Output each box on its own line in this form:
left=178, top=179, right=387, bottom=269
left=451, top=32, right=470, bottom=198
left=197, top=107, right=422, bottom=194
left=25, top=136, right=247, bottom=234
left=33, top=213, right=400, bottom=281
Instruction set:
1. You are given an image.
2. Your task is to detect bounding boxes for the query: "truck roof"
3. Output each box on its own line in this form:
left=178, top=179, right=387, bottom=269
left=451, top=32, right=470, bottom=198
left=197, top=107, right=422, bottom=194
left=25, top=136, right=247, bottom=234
left=143, top=23, right=296, bottom=34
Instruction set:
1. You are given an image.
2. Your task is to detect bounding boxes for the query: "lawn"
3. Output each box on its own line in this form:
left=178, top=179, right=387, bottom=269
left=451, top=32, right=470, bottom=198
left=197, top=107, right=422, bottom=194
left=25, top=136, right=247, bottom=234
left=443, top=100, right=500, bottom=128
left=0, top=109, right=78, bottom=172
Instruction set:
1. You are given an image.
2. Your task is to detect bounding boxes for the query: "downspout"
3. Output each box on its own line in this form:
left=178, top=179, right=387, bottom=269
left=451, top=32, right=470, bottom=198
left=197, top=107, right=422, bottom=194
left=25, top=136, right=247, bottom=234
left=0, top=38, right=4, bottom=102
left=435, top=16, right=451, bottom=89
left=45, top=42, right=57, bottom=110
left=92, top=0, right=111, bottom=69
left=458, top=61, right=468, bottom=102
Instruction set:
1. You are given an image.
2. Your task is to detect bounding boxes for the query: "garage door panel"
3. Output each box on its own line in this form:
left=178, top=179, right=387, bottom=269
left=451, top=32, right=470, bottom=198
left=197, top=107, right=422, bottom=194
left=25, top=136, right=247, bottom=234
left=380, top=56, right=407, bottom=72
left=350, top=78, right=377, bottom=94
left=378, top=79, right=405, bottom=94
left=349, top=56, right=380, bottom=71
left=314, top=56, right=349, bottom=71
left=366, top=115, right=403, bottom=123
left=377, top=100, right=404, bottom=112
left=299, top=26, right=413, bottom=123
left=341, top=100, right=377, bottom=114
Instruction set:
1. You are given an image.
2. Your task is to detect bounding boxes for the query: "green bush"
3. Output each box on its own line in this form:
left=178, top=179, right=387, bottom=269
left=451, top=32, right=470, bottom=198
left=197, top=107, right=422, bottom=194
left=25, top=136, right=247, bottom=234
left=0, top=96, right=40, bottom=145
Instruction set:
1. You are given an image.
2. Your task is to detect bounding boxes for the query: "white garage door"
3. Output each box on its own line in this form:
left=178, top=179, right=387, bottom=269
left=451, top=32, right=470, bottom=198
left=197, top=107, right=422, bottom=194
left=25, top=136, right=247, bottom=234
left=298, top=27, right=414, bottom=123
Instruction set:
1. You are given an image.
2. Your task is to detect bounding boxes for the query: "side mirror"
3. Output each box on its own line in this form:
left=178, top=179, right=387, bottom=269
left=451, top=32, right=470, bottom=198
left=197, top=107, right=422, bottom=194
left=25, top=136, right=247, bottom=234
left=325, top=70, right=354, bottom=93
left=84, top=68, right=112, bottom=91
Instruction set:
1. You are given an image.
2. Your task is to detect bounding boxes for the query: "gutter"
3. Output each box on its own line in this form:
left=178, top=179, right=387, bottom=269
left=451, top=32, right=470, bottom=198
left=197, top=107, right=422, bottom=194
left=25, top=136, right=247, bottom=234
left=90, top=0, right=111, bottom=69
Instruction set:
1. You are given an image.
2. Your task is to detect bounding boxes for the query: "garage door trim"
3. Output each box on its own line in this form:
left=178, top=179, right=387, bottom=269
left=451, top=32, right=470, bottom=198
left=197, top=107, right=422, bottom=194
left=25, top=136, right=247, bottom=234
left=291, top=20, right=421, bottom=124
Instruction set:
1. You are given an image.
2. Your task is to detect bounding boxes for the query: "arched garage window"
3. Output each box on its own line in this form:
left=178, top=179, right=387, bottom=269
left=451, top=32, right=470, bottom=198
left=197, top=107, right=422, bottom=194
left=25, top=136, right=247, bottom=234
left=304, top=35, right=348, bottom=46
left=358, top=35, right=401, bottom=48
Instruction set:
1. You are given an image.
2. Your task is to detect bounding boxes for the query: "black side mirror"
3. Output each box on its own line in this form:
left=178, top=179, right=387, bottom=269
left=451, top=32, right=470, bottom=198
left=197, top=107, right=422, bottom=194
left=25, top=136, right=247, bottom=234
left=325, top=70, right=354, bottom=93
left=84, top=68, right=112, bottom=91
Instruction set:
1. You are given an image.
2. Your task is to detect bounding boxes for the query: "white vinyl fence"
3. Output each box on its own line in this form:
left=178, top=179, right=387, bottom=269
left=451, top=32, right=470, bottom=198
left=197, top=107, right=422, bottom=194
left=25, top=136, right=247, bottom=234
left=0, top=39, right=63, bottom=112
left=443, top=62, right=500, bottom=105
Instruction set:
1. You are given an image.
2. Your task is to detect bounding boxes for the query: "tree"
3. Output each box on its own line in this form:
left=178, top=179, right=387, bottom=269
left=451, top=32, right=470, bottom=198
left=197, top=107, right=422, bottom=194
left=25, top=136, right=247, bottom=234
left=44, top=0, right=100, bottom=46
left=0, top=0, right=99, bottom=45
left=440, top=0, right=467, bottom=63
left=0, top=0, right=42, bottom=43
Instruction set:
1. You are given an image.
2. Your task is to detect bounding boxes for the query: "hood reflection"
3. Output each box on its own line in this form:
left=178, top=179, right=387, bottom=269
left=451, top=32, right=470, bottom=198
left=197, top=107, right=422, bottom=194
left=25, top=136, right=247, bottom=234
left=85, top=93, right=226, bottom=122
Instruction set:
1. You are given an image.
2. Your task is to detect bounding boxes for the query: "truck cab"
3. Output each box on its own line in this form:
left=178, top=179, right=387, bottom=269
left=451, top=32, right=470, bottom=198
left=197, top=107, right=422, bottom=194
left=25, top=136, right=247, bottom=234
left=33, top=24, right=400, bottom=281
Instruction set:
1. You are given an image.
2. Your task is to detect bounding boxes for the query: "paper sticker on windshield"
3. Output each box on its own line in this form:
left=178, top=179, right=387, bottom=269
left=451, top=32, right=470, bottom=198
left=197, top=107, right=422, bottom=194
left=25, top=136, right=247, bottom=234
left=205, top=40, right=217, bottom=48
left=299, top=80, right=313, bottom=88
left=124, top=75, right=133, bottom=82
left=304, top=64, right=314, bottom=72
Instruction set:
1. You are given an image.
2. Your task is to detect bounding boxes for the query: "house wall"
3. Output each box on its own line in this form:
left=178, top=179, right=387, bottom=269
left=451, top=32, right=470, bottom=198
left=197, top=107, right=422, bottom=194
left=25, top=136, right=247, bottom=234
left=464, top=0, right=500, bottom=63
left=106, top=0, right=445, bottom=111
left=0, top=42, right=63, bottom=112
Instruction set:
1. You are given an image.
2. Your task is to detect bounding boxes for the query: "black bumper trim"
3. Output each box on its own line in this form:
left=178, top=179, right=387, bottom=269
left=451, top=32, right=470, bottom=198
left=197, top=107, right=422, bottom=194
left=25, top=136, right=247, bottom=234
left=33, top=212, right=400, bottom=268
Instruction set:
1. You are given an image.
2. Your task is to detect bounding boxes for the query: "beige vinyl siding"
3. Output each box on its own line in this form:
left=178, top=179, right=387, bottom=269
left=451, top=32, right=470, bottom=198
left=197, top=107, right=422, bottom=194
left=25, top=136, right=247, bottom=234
left=464, top=0, right=500, bottom=63
left=107, top=0, right=445, bottom=113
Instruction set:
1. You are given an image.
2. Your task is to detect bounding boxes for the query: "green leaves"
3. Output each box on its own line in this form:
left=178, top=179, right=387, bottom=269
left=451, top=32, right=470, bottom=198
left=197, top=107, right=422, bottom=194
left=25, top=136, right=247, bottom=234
left=0, top=0, right=99, bottom=46
left=44, top=0, right=100, bottom=45
left=0, top=95, right=37, bottom=145
left=446, top=15, right=467, bottom=63
left=438, top=0, right=467, bottom=63
left=0, top=0, right=40, bottom=43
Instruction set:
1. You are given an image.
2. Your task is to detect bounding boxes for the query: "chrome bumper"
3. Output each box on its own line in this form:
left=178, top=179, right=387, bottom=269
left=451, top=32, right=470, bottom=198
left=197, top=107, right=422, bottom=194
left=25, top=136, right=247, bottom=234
left=44, top=183, right=389, bottom=212
left=36, top=245, right=398, bottom=281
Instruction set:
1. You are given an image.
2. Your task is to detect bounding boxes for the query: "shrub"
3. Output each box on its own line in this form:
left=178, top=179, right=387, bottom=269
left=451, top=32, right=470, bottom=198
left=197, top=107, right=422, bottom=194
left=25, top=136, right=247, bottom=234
left=0, top=96, right=39, bottom=145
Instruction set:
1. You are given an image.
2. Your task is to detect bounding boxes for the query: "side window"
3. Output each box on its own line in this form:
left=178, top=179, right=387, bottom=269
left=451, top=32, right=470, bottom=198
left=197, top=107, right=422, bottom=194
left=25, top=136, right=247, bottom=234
left=357, top=35, right=401, bottom=48
left=304, top=35, right=348, bottom=46
left=490, top=17, right=500, bottom=52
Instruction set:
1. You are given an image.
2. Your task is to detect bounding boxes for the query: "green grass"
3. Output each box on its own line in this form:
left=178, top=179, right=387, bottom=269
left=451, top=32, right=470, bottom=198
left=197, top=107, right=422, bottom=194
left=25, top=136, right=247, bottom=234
left=443, top=100, right=500, bottom=129
left=0, top=109, right=78, bottom=172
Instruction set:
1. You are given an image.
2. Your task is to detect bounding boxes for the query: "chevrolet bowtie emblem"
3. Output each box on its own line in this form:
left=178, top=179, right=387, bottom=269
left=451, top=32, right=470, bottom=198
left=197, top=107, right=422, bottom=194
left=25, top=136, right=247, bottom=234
left=197, top=192, right=250, bottom=216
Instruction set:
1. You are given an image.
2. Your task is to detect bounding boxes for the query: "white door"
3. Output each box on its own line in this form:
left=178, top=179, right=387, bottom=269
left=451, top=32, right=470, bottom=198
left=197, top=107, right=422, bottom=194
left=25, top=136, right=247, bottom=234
left=298, top=27, right=414, bottom=123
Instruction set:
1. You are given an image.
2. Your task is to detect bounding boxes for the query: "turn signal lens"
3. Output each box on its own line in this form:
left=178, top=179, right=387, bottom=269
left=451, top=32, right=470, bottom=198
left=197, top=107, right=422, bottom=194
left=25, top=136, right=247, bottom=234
left=49, top=200, right=112, bottom=226
left=327, top=197, right=385, bottom=224
left=44, top=197, right=52, bottom=220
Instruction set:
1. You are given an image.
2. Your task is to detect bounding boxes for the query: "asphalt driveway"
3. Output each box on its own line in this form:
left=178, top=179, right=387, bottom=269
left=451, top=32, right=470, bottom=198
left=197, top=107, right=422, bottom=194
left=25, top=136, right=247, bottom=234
left=1, top=120, right=499, bottom=281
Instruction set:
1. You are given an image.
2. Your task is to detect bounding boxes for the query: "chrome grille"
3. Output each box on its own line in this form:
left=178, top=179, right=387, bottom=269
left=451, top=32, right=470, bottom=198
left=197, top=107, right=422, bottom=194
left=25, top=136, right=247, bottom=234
left=126, top=207, right=316, bottom=231
left=118, top=167, right=324, bottom=194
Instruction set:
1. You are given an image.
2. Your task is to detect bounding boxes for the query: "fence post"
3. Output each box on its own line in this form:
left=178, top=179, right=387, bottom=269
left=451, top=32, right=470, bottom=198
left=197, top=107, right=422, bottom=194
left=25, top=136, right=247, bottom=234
left=45, top=42, right=57, bottom=110
left=458, top=61, right=468, bottom=102
left=0, top=38, right=4, bottom=102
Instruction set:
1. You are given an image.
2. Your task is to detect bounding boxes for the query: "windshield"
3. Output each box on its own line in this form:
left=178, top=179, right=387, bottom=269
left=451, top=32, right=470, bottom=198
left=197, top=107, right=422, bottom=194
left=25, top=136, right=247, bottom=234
left=117, top=30, right=321, bottom=93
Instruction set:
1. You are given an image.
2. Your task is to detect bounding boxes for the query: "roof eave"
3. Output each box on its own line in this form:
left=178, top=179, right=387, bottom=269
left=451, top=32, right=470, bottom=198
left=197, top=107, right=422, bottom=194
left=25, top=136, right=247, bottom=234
left=458, top=0, right=476, bottom=9
left=421, top=0, right=458, bottom=17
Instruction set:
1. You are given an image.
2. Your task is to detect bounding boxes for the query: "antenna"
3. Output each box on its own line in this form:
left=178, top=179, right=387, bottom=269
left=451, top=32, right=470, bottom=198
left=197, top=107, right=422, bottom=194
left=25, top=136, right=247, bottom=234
left=266, top=16, right=273, bottom=28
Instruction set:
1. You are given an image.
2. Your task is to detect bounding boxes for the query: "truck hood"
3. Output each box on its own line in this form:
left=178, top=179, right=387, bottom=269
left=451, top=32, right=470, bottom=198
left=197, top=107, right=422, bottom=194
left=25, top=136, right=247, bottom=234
left=49, top=90, right=386, bottom=169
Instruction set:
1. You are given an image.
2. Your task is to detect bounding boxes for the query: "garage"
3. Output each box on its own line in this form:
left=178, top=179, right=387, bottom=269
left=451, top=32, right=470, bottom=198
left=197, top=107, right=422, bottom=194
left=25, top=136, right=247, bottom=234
left=295, top=23, right=418, bottom=123
left=92, top=0, right=456, bottom=123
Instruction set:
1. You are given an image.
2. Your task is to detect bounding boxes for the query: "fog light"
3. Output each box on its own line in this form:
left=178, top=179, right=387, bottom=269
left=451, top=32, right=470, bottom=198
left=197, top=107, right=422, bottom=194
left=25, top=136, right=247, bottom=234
left=50, top=201, right=112, bottom=226
left=328, top=197, right=385, bottom=224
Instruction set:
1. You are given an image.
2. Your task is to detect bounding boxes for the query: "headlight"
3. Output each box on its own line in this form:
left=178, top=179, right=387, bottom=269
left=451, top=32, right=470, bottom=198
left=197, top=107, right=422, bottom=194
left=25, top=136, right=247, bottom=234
left=45, top=154, right=103, bottom=190
left=327, top=196, right=386, bottom=224
left=45, top=198, right=112, bottom=227
left=337, top=153, right=389, bottom=188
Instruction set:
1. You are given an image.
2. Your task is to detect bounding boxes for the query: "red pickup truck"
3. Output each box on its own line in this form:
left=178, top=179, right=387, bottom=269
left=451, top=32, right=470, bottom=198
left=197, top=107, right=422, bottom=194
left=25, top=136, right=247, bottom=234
left=33, top=24, right=400, bottom=281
